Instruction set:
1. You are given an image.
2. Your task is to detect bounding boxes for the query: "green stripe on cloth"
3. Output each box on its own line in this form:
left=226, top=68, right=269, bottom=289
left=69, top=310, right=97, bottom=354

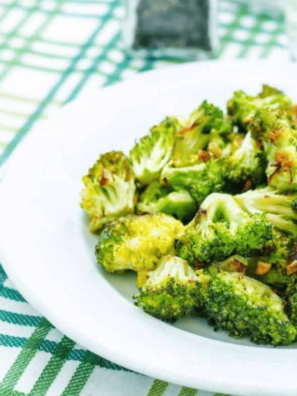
left=179, top=387, right=198, bottom=396
left=0, top=0, right=119, bottom=166
left=27, top=336, right=75, bottom=396
left=0, top=287, right=27, bottom=303
left=0, top=265, right=8, bottom=286
left=0, top=0, right=66, bottom=84
left=0, top=318, right=52, bottom=395
left=61, top=351, right=98, bottom=396
left=0, top=310, right=41, bottom=327
left=147, top=379, right=168, bottom=396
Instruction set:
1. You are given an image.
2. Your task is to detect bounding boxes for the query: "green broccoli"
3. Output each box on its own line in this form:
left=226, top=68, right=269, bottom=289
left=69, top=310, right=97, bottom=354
left=249, top=108, right=297, bottom=192
left=227, top=84, right=292, bottom=131
left=129, top=117, right=181, bottom=185
left=283, top=274, right=297, bottom=327
left=266, top=146, right=297, bottom=192
left=235, top=188, right=297, bottom=237
left=95, top=213, right=184, bottom=273
left=173, top=101, right=232, bottom=167
left=205, top=268, right=296, bottom=346
left=81, top=151, right=136, bottom=233
left=136, top=181, right=197, bottom=223
left=176, top=193, right=273, bottom=266
left=133, top=255, right=209, bottom=322
left=161, top=158, right=225, bottom=205
left=225, top=132, right=267, bottom=189
left=245, top=227, right=293, bottom=290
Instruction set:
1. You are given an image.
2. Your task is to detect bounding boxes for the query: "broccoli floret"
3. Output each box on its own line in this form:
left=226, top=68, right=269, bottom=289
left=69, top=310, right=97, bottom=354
left=136, top=181, right=197, bottom=223
left=225, top=132, right=267, bottom=189
left=205, top=269, right=296, bottom=345
left=283, top=274, right=297, bottom=327
left=227, top=85, right=292, bottom=131
left=176, top=193, right=273, bottom=265
left=173, top=101, right=232, bottom=167
left=249, top=107, right=294, bottom=145
left=130, top=117, right=181, bottom=185
left=133, top=255, right=209, bottom=322
left=81, top=151, right=136, bottom=233
left=245, top=227, right=293, bottom=290
left=161, top=158, right=226, bottom=205
left=95, top=213, right=184, bottom=273
left=266, top=147, right=297, bottom=192
left=235, top=188, right=297, bottom=237
left=249, top=108, right=297, bottom=192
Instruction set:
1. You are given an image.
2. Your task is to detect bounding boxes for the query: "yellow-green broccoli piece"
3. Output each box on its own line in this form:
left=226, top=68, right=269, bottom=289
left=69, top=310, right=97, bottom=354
left=134, top=255, right=209, bottom=322
left=205, top=268, right=296, bottom=346
left=173, top=101, right=232, bottom=167
left=130, top=117, right=181, bottom=185
left=227, top=84, right=292, bottom=131
left=176, top=193, right=273, bottom=265
left=283, top=274, right=297, bottom=328
left=225, top=132, right=267, bottom=189
left=161, top=158, right=226, bottom=206
left=236, top=187, right=297, bottom=237
left=95, top=213, right=184, bottom=273
left=249, top=108, right=297, bottom=192
left=81, top=151, right=136, bottom=233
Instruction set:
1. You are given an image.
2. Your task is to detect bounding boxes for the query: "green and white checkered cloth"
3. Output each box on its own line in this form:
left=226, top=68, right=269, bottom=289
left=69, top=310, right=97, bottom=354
left=0, top=1, right=289, bottom=395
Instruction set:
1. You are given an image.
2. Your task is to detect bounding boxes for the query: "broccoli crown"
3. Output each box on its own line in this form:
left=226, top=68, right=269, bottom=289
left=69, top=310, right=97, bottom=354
left=81, top=151, right=136, bottom=232
left=246, top=228, right=293, bottom=289
left=236, top=187, right=297, bottom=237
left=133, top=255, right=209, bottom=322
left=267, top=146, right=297, bottom=192
left=136, top=181, right=197, bottom=223
left=227, top=85, right=292, bottom=131
left=129, top=117, right=181, bottom=185
left=283, top=274, right=297, bottom=327
left=189, top=159, right=226, bottom=205
left=248, top=108, right=297, bottom=192
left=225, top=132, right=267, bottom=188
left=173, top=101, right=232, bottom=167
left=176, top=193, right=273, bottom=265
left=206, top=269, right=296, bottom=346
left=95, top=213, right=184, bottom=273
left=250, top=107, right=294, bottom=146
left=161, top=158, right=226, bottom=206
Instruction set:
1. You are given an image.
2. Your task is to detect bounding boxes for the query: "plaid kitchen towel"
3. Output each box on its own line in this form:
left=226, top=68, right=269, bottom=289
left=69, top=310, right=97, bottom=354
left=0, top=0, right=289, bottom=395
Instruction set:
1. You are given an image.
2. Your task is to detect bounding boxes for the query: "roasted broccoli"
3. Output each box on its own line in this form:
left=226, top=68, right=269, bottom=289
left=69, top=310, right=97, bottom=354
left=129, top=117, right=181, bottom=185
left=244, top=227, right=293, bottom=291
left=95, top=213, right=184, bottom=273
left=236, top=188, right=297, bottom=237
left=249, top=108, right=297, bottom=192
left=81, top=151, right=136, bottom=232
left=136, top=181, right=197, bottom=223
left=173, top=101, right=232, bottom=167
left=205, top=268, right=296, bottom=345
left=176, top=193, right=273, bottom=266
left=83, top=84, right=297, bottom=347
left=133, top=255, right=209, bottom=322
left=284, top=274, right=297, bottom=327
left=225, top=132, right=267, bottom=190
left=161, top=158, right=225, bottom=205
left=227, top=84, right=292, bottom=131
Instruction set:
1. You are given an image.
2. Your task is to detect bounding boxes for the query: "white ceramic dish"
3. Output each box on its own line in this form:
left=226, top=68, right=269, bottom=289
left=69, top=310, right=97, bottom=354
left=0, top=60, right=297, bottom=396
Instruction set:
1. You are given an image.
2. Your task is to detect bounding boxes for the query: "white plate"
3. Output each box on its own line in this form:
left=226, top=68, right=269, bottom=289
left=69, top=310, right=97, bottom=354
left=0, top=60, right=297, bottom=396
